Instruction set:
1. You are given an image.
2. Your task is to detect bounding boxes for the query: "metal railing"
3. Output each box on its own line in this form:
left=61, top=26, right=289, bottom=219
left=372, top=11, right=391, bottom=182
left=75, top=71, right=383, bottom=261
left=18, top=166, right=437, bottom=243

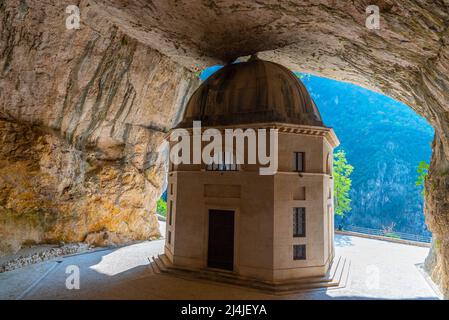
left=339, top=225, right=432, bottom=243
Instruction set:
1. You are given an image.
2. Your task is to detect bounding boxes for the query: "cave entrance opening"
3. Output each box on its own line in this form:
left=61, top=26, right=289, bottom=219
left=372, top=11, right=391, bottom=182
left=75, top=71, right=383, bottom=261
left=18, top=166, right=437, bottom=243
left=154, top=64, right=436, bottom=298
left=156, top=65, right=434, bottom=246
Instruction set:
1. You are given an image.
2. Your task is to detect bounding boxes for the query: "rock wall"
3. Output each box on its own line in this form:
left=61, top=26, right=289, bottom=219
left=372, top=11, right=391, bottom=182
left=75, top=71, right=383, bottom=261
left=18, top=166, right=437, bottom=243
left=96, top=0, right=449, bottom=298
left=1, top=0, right=449, bottom=298
left=425, top=136, right=449, bottom=297
left=87, top=0, right=449, bottom=297
left=0, top=0, right=199, bottom=255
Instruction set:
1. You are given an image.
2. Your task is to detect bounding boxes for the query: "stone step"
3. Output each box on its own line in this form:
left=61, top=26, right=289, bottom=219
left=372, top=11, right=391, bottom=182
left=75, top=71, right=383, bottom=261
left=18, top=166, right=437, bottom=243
left=335, top=258, right=351, bottom=289
left=153, top=255, right=168, bottom=272
left=149, top=255, right=164, bottom=274
left=146, top=257, right=155, bottom=275
left=271, top=255, right=344, bottom=287
left=149, top=262, right=159, bottom=274
left=326, top=255, right=343, bottom=280
left=269, top=257, right=349, bottom=293
left=158, top=254, right=172, bottom=268
left=190, top=256, right=342, bottom=287
left=151, top=254, right=351, bottom=294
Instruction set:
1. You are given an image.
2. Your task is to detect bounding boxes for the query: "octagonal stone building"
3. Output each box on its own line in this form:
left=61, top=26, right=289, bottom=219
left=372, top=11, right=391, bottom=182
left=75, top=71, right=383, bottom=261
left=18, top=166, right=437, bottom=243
left=164, top=58, right=340, bottom=284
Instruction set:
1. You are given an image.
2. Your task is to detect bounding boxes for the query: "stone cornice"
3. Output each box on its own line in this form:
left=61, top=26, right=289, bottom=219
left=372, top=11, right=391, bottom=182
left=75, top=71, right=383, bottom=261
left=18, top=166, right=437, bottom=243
left=166, top=122, right=340, bottom=148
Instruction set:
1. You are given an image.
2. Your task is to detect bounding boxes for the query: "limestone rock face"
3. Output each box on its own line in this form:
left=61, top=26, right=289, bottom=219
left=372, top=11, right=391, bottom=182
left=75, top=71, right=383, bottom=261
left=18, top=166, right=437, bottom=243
left=89, top=0, right=449, bottom=298
left=0, top=0, right=198, bottom=255
left=2, top=0, right=449, bottom=297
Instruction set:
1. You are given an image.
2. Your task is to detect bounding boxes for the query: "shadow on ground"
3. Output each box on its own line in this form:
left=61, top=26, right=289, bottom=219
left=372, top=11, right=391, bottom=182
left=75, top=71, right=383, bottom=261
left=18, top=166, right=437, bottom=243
left=0, top=234, right=439, bottom=300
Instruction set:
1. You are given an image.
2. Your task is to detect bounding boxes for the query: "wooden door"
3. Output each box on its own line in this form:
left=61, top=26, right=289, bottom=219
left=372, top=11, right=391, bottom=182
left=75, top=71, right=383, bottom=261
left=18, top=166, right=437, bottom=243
left=207, top=210, right=235, bottom=271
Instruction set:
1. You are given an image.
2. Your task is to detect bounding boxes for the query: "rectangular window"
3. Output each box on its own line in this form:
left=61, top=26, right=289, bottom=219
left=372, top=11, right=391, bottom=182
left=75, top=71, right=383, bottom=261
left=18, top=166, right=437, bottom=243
left=294, top=152, right=305, bottom=172
left=293, top=207, right=306, bottom=237
left=169, top=200, right=173, bottom=225
left=170, top=183, right=173, bottom=195
left=293, top=244, right=306, bottom=260
left=206, top=163, right=238, bottom=171
left=168, top=231, right=172, bottom=244
left=206, top=152, right=238, bottom=171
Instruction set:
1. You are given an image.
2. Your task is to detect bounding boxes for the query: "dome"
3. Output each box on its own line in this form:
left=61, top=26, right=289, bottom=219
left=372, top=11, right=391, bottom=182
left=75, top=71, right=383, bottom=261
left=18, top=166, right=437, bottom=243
left=177, top=58, right=324, bottom=128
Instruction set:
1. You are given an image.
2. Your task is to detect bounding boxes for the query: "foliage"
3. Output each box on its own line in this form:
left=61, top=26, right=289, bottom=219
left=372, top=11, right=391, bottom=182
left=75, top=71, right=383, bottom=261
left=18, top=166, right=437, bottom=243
left=156, top=198, right=167, bottom=217
left=293, top=72, right=310, bottom=80
left=416, top=161, right=429, bottom=198
left=333, top=150, right=354, bottom=216
left=384, top=232, right=400, bottom=239
left=194, top=69, right=203, bottom=79
left=382, top=222, right=400, bottom=239
left=381, top=222, right=396, bottom=233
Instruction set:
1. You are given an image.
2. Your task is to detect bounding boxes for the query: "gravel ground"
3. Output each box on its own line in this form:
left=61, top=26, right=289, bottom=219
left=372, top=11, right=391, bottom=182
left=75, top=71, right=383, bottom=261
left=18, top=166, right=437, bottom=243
left=0, top=243, right=90, bottom=273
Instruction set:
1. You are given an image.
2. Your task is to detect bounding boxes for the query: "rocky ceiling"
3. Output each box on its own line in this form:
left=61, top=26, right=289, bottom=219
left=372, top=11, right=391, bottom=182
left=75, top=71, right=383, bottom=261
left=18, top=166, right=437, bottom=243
left=1, top=0, right=448, bottom=297
left=94, top=0, right=447, bottom=111
left=92, top=0, right=449, bottom=176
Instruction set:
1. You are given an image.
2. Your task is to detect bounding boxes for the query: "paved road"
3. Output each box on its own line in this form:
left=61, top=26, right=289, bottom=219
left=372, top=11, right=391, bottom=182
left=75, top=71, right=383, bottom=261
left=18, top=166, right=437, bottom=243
left=0, top=225, right=440, bottom=299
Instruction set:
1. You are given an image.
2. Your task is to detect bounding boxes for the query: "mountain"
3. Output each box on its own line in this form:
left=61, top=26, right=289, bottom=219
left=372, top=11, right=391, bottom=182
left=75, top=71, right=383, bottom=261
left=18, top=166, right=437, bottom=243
left=301, top=75, right=434, bottom=236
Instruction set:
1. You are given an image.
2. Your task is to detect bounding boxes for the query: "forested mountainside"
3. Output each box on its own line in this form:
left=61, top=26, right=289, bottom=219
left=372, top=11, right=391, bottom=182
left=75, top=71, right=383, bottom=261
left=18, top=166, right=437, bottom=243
left=301, top=75, right=434, bottom=236
left=200, top=67, right=434, bottom=236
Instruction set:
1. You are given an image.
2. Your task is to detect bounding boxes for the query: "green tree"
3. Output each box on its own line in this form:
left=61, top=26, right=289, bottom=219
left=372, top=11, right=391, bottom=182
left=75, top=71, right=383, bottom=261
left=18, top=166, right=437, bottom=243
left=294, top=72, right=310, bottom=81
left=156, top=198, right=167, bottom=217
left=416, top=161, right=429, bottom=198
left=333, top=150, right=354, bottom=216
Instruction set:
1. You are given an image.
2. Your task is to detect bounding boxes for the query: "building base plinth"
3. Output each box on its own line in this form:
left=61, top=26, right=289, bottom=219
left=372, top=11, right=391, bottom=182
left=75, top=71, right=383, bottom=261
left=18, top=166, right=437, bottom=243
left=149, top=254, right=351, bottom=295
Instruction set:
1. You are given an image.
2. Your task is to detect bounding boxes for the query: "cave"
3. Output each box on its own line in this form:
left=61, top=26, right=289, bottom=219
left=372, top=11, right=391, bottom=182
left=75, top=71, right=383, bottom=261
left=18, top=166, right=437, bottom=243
left=0, top=0, right=448, bottom=298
